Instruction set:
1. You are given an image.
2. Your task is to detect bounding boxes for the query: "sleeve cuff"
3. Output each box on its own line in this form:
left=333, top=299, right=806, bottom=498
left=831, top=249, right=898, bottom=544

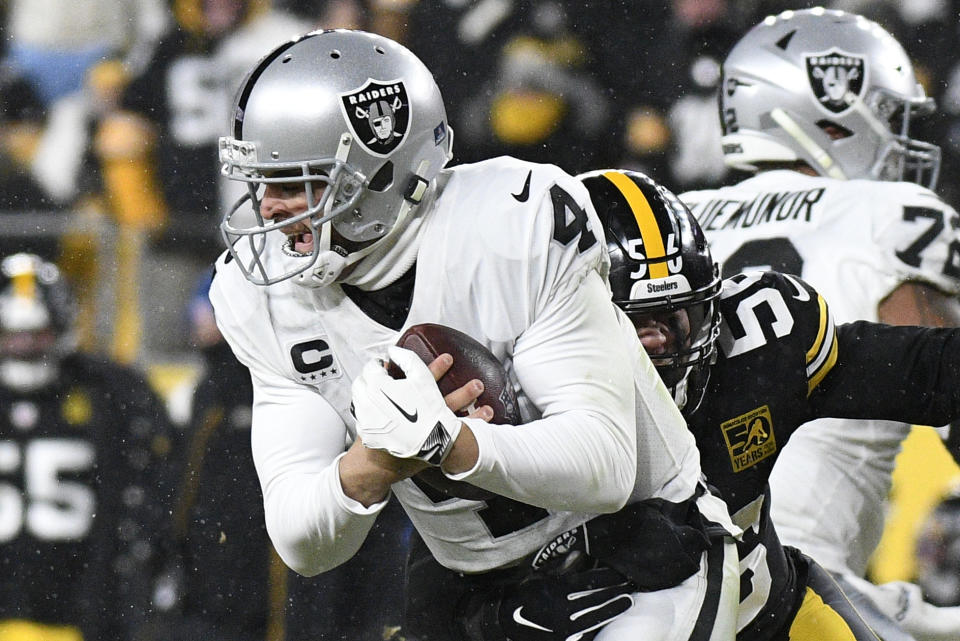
left=332, top=451, right=391, bottom=516
left=443, top=417, right=490, bottom=482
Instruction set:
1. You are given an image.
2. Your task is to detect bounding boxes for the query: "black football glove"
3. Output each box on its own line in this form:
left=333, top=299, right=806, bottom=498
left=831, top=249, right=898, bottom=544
left=461, top=552, right=635, bottom=641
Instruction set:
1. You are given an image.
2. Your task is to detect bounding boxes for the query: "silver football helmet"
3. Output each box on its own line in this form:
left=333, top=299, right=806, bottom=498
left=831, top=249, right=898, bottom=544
left=0, top=253, right=76, bottom=391
left=721, top=8, right=940, bottom=188
left=219, top=29, right=453, bottom=286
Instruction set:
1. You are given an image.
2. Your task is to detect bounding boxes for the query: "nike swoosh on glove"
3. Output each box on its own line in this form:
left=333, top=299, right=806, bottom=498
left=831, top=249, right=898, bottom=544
left=459, top=551, right=635, bottom=641
left=499, top=561, right=634, bottom=641
left=352, top=346, right=463, bottom=464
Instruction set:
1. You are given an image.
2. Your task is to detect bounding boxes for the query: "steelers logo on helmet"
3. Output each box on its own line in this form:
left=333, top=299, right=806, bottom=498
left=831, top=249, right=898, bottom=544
left=805, top=49, right=866, bottom=114
left=340, top=79, right=410, bottom=156
left=597, top=170, right=690, bottom=301
left=580, top=169, right=721, bottom=414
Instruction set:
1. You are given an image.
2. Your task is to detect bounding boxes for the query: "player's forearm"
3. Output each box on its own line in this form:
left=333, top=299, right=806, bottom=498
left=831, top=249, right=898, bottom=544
left=449, top=410, right=635, bottom=513
left=456, top=273, right=637, bottom=512
left=340, top=438, right=429, bottom=505
left=440, top=423, right=479, bottom=474
left=250, top=400, right=385, bottom=576
left=814, top=321, right=960, bottom=426
left=877, top=281, right=960, bottom=328
left=262, top=454, right=381, bottom=576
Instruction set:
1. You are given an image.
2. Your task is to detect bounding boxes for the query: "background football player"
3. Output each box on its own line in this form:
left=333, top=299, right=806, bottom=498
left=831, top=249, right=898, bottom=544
left=398, top=168, right=960, bottom=641
left=0, top=253, right=175, bottom=640
left=679, top=9, right=960, bottom=641
left=210, top=28, right=739, bottom=641
left=584, top=168, right=960, bottom=640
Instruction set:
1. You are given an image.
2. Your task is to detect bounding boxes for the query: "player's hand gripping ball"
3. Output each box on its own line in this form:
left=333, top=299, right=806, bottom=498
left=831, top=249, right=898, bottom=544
left=353, top=345, right=463, bottom=464
left=392, top=323, right=521, bottom=501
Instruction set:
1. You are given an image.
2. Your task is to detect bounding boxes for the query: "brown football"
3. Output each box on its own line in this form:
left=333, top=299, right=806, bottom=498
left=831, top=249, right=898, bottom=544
left=390, top=323, right=520, bottom=501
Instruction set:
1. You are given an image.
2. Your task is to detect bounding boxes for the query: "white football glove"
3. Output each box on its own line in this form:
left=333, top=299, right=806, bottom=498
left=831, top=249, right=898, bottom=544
left=352, top=346, right=463, bottom=465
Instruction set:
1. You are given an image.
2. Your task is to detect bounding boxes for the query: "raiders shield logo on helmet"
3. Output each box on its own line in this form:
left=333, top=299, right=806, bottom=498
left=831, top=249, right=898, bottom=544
left=806, top=49, right=865, bottom=114
left=340, top=79, right=410, bottom=156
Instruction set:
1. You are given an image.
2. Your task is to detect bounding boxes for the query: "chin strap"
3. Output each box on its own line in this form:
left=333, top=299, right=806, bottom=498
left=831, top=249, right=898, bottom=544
left=296, top=135, right=355, bottom=288
left=296, top=221, right=348, bottom=288
left=341, top=189, right=426, bottom=290
left=298, top=159, right=434, bottom=290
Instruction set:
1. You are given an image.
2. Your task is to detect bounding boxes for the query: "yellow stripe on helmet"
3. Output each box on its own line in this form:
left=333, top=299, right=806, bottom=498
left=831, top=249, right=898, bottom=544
left=602, top=171, right=669, bottom=278
left=11, top=271, right=36, bottom=300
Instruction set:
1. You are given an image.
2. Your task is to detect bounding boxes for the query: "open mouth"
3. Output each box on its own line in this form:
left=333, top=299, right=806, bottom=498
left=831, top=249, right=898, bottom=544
left=281, top=228, right=316, bottom=257
left=292, top=230, right=315, bottom=254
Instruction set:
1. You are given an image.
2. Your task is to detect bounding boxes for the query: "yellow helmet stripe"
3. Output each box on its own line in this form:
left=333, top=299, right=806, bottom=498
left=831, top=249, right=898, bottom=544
left=11, top=271, right=36, bottom=300
left=602, top=171, right=669, bottom=278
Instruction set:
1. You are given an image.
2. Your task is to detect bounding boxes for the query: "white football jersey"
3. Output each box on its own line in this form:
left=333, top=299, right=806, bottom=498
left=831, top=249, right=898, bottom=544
left=212, top=156, right=704, bottom=575
left=682, top=170, right=960, bottom=577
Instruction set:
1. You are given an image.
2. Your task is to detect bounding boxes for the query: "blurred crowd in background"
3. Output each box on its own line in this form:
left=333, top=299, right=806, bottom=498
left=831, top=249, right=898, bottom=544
left=2, top=0, right=960, bottom=639
left=6, top=0, right=960, bottom=364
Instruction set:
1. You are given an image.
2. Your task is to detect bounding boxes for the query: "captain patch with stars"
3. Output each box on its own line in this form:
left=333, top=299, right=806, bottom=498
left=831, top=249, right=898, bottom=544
left=340, top=79, right=410, bottom=155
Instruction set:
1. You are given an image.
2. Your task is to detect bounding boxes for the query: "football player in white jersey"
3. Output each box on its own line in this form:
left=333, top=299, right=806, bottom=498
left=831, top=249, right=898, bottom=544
left=680, top=9, right=960, bottom=641
left=209, top=29, right=739, bottom=641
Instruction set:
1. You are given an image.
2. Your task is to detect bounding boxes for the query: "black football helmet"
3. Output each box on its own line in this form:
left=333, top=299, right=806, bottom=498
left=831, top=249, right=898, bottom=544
left=580, top=169, right=721, bottom=414
left=0, top=253, right=76, bottom=391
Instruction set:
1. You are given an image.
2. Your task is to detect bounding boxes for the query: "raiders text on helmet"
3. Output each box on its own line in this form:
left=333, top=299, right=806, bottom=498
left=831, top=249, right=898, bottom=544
left=219, top=29, right=453, bottom=285
left=580, top=170, right=721, bottom=413
left=720, top=8, right=940, bottom=188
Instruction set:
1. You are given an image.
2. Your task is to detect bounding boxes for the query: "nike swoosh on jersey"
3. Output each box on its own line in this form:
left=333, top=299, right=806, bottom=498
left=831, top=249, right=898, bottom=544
left=513, top=606, right=553, bottom=632
left=382, top=391, right=418, bottom=422
left=512, top=170, right=532, bottom=202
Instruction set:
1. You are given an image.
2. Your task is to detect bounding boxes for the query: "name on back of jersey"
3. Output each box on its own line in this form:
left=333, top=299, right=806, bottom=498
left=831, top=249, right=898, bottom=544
left=699, top=188, right=825, bottom=232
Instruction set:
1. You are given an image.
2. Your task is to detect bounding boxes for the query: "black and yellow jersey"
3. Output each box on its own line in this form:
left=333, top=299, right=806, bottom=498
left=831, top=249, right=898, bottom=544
left=0, top=353, right=174, bottom=641
left=695, top=270, right=960, bottom=639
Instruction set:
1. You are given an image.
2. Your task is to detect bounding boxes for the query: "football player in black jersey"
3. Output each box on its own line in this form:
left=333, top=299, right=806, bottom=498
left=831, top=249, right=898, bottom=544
left=0, top=253, right=175, bottom=640
left=406, top=169, right=960, bottom=641
left=580, top=169, right=960, bottom=640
